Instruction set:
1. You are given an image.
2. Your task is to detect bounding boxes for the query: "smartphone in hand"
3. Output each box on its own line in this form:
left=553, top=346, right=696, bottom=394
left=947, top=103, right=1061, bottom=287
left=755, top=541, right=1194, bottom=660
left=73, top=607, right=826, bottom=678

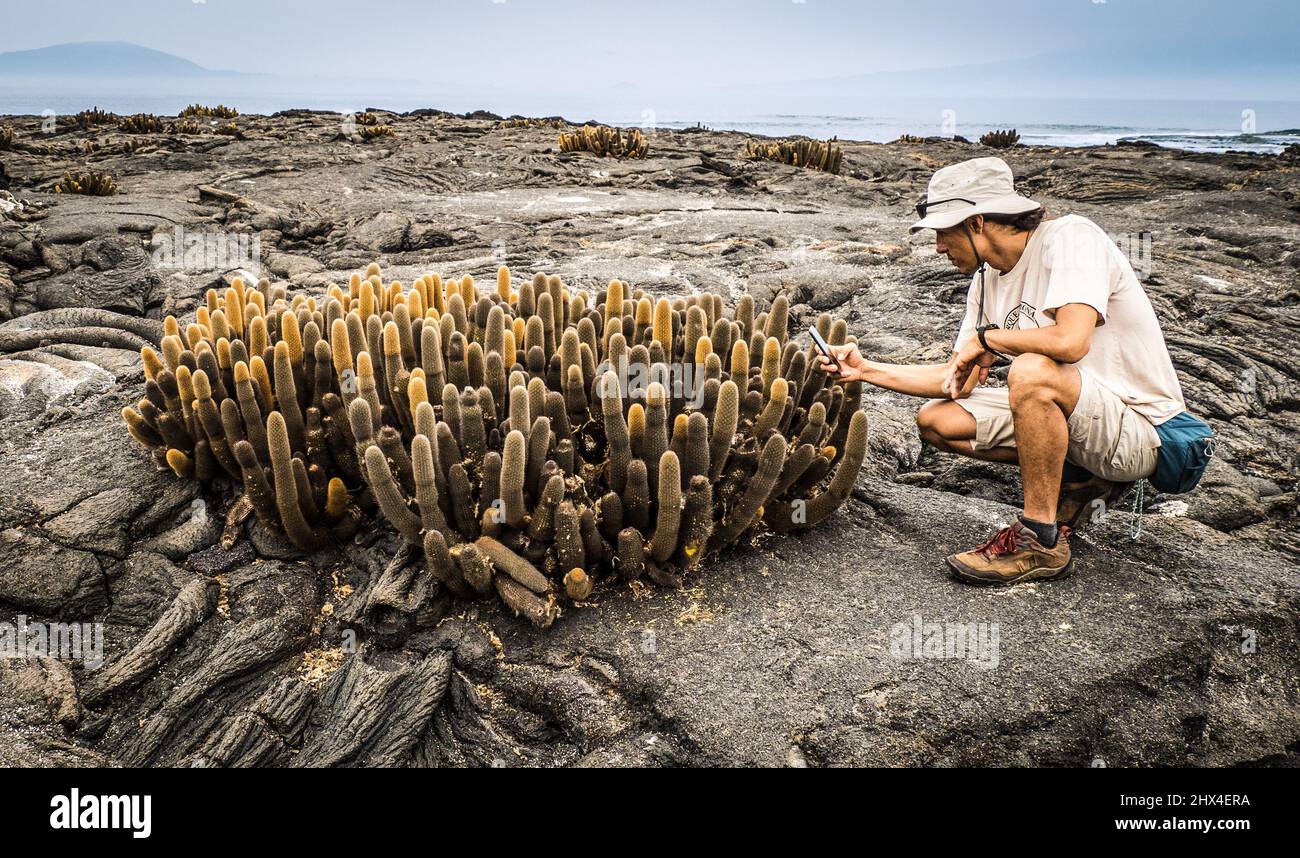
left=809, top=326, right=839, bottom=371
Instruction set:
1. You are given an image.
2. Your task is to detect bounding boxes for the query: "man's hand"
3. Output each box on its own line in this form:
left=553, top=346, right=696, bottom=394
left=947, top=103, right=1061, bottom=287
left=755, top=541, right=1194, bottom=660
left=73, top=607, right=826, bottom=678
left=816, top=342, right=866, bottom=382
left=942, top=340, right=996, bottom=399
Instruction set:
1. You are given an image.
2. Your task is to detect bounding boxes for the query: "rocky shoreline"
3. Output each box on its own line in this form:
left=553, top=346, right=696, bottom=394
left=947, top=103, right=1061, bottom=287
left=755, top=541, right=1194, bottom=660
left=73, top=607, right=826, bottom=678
left=1, top=110, right=1296, bottom=766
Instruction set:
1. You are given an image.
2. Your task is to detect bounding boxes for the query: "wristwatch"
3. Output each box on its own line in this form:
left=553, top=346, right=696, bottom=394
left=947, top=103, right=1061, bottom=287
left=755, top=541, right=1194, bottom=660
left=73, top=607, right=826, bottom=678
left=976, top=324, right=1005, bottom=358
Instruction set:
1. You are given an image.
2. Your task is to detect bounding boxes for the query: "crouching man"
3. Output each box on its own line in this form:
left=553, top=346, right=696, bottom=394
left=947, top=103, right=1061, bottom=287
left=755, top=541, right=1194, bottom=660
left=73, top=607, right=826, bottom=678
left=820, top=157, right=1187, bottom=586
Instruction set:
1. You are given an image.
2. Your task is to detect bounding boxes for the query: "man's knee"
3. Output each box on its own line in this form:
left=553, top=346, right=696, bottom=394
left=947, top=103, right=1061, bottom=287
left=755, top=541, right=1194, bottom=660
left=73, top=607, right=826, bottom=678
left=915, top=402, right=937, bottom=443
left=1007, top=353, right=1063, bottom=406
left=916, top=400, right=968, bottom=448
left=916, top=401, right=948, bottom=446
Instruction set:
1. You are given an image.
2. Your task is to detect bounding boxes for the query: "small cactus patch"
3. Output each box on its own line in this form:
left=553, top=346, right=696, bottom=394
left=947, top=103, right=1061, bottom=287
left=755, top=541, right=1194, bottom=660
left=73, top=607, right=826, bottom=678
left=558, top=125, right=648, bottom=159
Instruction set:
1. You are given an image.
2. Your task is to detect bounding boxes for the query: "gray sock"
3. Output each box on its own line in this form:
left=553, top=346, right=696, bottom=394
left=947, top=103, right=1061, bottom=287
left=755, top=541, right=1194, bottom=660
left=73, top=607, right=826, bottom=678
left=1019, top=515, right=1059, bottom=548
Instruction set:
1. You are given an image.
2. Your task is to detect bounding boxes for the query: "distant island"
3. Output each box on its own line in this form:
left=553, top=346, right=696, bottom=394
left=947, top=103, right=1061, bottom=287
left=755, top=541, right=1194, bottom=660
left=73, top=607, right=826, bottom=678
left=0, top=41, right=254, bottom=78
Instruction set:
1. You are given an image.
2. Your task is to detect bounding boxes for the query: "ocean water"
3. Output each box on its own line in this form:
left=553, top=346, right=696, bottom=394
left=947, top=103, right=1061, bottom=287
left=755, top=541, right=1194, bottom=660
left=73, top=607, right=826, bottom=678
left=653, top=116, right=1300, bottom=155
left=2, top=82, right=1296, bottom=155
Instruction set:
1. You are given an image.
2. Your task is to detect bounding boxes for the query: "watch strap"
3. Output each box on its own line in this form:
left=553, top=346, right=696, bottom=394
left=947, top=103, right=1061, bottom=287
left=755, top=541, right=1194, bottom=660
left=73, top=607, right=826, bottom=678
left=977, top=324, right=1004, bottom=357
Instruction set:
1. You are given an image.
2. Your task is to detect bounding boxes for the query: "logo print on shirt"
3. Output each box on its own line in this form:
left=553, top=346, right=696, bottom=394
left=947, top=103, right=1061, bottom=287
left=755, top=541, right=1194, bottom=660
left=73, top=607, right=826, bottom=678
left=1004, top=302, right=1040, bottom=330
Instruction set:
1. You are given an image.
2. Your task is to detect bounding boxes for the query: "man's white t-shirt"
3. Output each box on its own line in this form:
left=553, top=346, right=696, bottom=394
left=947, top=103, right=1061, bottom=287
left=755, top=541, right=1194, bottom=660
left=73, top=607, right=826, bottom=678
left=954, top=214, right=1185, bottom=425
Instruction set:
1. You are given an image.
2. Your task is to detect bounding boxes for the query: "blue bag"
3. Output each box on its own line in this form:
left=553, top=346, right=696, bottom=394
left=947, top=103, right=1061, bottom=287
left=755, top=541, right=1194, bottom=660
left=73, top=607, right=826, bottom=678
left=1151, top=411, right=1214, bottom=494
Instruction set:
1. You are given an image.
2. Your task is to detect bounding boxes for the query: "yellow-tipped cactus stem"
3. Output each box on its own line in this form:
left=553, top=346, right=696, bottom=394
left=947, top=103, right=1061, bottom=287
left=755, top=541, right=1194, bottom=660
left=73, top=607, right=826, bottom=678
left=766, top=409, right=868, bottom=532
left=165, top=448, right=193, bottom=476
left=563, top=568, right=593, bottom=601
left=652, top=298, right=673, bottom=350
left=648, top=451, right=682, bottom=563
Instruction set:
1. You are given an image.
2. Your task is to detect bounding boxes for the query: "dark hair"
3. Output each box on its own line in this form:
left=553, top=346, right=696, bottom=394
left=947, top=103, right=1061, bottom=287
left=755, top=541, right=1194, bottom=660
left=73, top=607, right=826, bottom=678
left=980, top=207, right=1046, bottom=233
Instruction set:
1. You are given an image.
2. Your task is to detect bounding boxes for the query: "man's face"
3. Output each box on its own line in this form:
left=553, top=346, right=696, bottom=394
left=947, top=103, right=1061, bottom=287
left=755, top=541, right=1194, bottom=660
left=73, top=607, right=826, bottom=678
left=934, top=224, right=980, bottom=275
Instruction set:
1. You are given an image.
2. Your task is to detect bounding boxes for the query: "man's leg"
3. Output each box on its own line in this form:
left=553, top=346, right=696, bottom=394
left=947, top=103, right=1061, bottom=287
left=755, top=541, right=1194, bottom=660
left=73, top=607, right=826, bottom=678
left=944, top=355, right=1080, bottom=586
left=1005, top=353, right=1081, bottom=523
left=915, top=400, right=1018, bottom=464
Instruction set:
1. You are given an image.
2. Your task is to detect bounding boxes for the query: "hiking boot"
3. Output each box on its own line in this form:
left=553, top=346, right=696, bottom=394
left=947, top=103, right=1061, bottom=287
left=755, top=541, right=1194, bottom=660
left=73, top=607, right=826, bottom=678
left=1056, top=475, right=1133, bottom=530
left=946, top=521, right=1073, bottom=586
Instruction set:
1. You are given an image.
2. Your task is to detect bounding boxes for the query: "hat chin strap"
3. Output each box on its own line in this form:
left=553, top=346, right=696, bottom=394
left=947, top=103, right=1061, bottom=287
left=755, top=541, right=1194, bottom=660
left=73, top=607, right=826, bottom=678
left=962, top=220, right=991, bottom=327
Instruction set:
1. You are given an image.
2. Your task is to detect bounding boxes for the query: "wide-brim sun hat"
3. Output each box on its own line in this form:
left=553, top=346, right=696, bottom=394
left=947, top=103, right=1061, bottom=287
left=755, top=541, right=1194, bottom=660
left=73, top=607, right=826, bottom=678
left=910, top=156, right=1041, bottom=233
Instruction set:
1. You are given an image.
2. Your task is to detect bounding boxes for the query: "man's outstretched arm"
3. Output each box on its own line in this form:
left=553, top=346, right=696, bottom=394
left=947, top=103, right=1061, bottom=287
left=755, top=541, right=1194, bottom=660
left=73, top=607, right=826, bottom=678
left=818, top=344, right=990, bottom=399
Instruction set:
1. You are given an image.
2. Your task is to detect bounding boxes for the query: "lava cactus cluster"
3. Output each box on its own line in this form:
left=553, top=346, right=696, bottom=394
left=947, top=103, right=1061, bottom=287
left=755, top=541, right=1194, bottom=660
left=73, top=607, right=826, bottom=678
left=124, top=266, right=868, bottom=627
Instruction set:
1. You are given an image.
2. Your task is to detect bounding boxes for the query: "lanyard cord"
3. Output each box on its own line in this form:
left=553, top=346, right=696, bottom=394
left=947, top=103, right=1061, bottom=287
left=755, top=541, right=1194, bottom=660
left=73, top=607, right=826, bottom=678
left=1129, top=478, right=1146, bottom=540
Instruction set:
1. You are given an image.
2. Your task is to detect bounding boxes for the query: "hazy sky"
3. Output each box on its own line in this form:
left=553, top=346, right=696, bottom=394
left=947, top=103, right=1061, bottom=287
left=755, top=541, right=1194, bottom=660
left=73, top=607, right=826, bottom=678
left=3, top=0, right=1298, bottom=88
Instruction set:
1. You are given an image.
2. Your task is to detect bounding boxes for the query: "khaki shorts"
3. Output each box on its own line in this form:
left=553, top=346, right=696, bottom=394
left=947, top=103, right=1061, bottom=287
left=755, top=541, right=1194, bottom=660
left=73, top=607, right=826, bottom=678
left=938, top=369, right=1160, bottom=482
